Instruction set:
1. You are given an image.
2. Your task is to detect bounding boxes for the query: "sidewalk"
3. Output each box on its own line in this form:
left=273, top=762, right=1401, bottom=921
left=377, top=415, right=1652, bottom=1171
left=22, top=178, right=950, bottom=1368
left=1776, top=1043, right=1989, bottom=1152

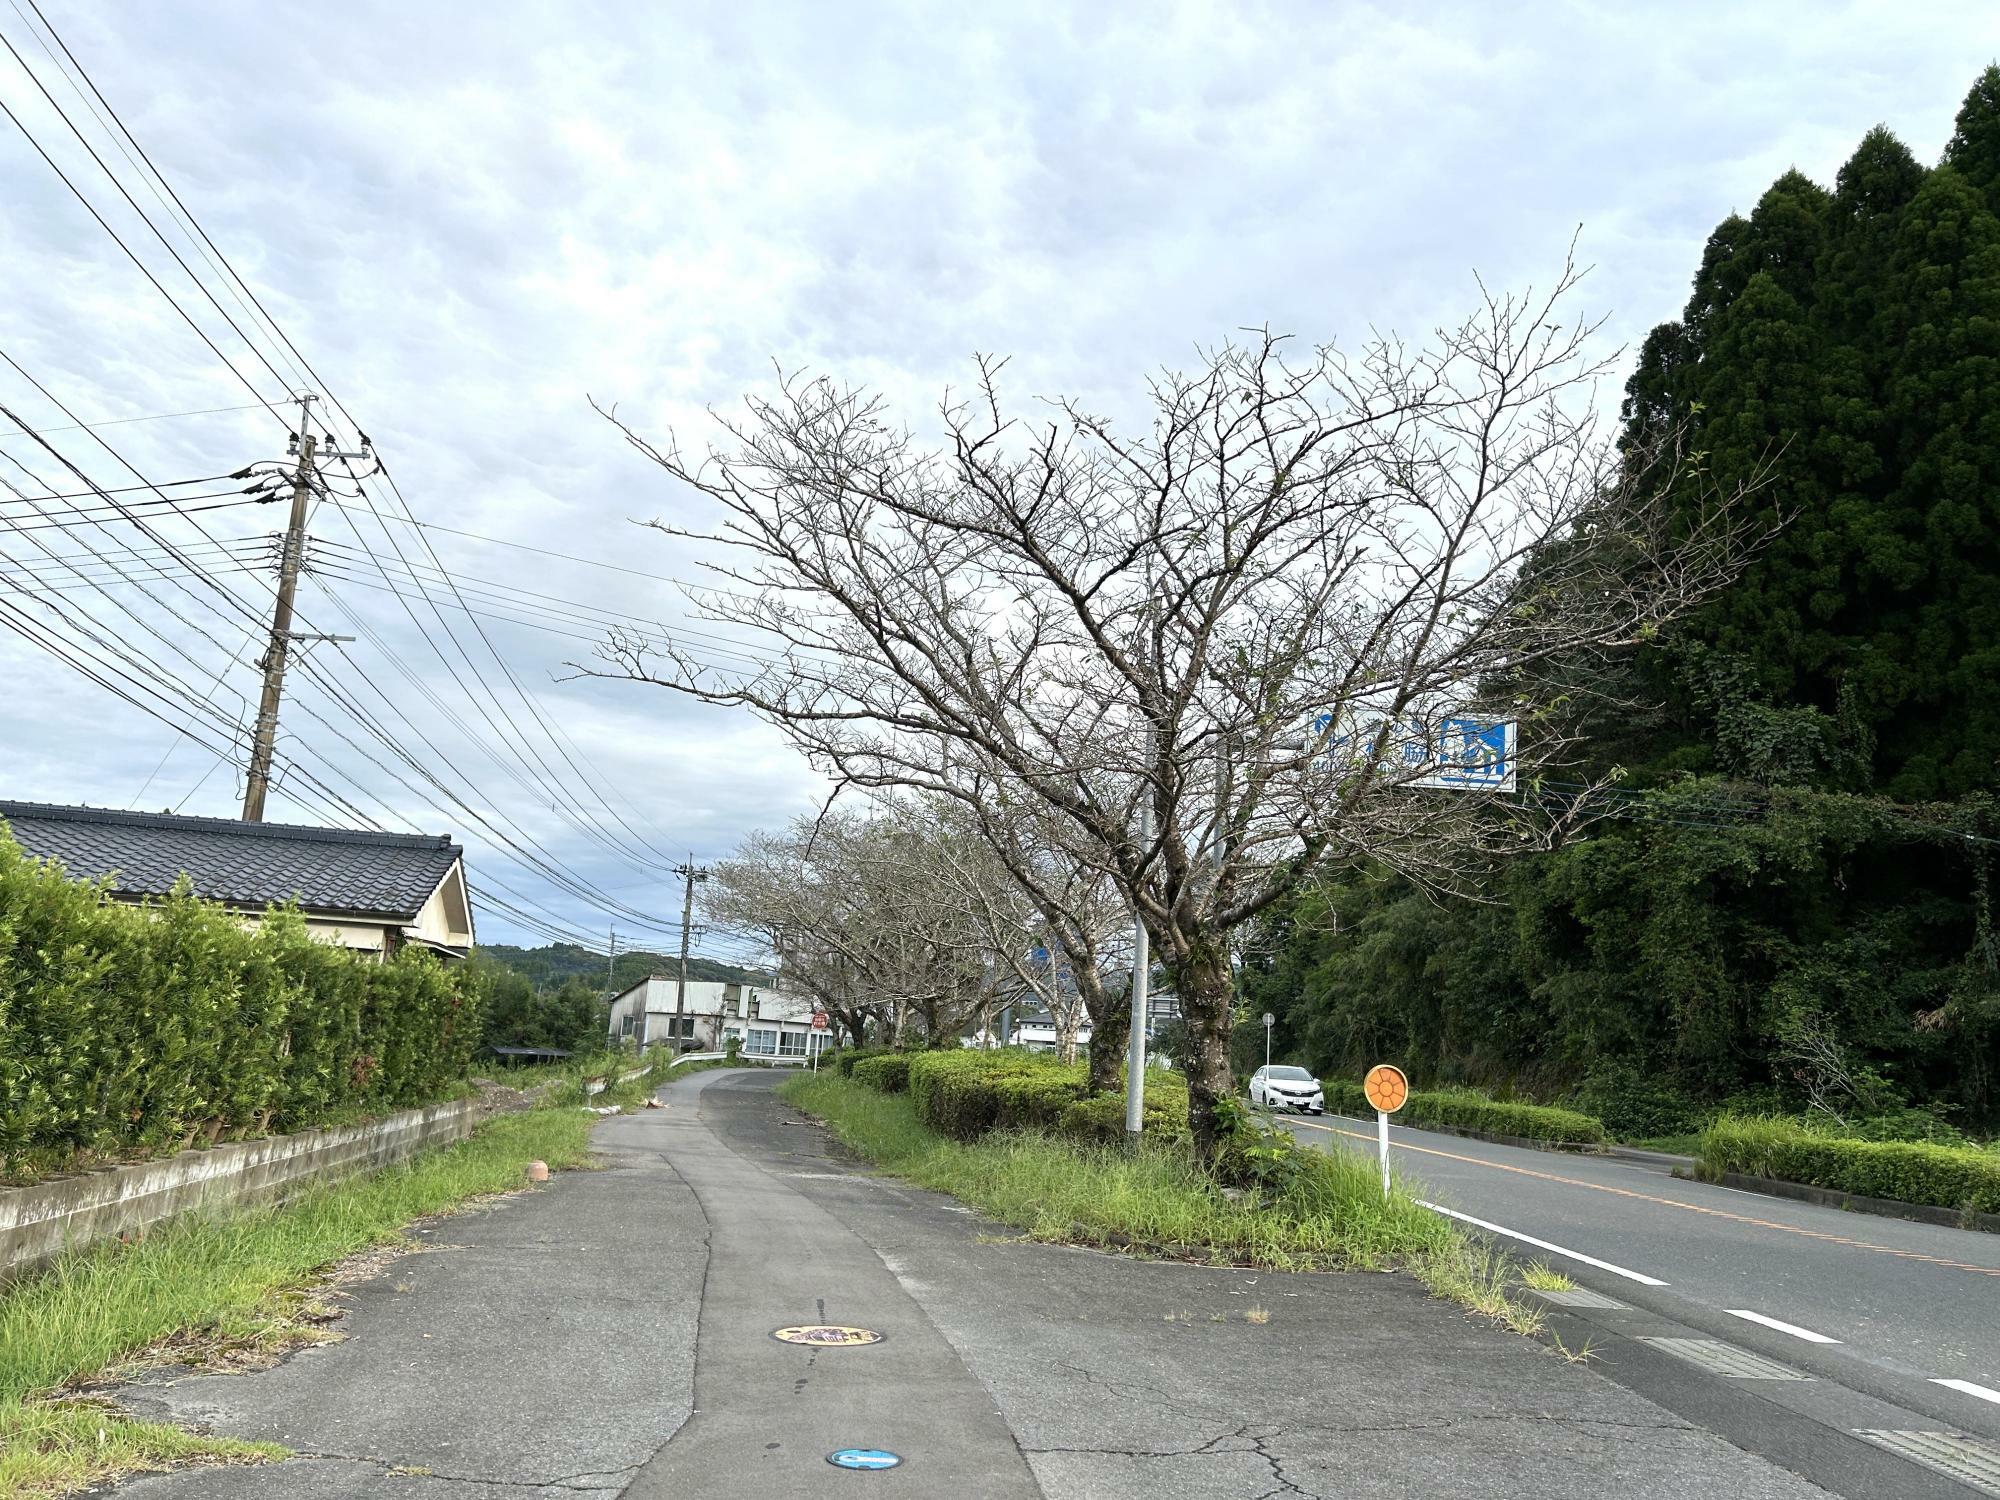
left=107, top=1070, right=1836, bottom=1499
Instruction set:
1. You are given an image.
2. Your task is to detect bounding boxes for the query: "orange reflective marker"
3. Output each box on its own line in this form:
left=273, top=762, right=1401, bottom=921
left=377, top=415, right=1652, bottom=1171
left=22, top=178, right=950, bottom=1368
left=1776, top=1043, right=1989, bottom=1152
left=1364, top=1063, right=1409, bottom=1114
left=1363, top=1063, right=1408, bottom=1196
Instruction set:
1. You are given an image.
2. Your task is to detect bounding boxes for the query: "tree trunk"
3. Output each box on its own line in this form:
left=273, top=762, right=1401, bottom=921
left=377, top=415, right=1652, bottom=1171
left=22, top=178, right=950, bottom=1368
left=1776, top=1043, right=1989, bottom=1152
left=1082, top=970, right=1127, bottom=1095
left=1176, top=942, right=1237, bottom=1166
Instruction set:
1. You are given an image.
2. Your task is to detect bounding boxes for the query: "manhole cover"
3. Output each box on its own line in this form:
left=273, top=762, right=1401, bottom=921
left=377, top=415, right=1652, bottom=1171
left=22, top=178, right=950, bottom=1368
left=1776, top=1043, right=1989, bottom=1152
left=1856, top=1430, right=2000, bottom=1496
left=828, top=1448, right=902, bottom=1470
left=1637, top=1337, right=1809, bottom=1380
left=772, top=1325, right=885, bottom=1347
left=1533, top=1288, right=1629, bottom=1310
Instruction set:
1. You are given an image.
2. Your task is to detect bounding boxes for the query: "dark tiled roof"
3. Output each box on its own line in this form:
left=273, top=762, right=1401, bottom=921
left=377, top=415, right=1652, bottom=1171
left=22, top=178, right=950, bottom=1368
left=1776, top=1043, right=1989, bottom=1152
left=0, top=801, right=463, bottom=921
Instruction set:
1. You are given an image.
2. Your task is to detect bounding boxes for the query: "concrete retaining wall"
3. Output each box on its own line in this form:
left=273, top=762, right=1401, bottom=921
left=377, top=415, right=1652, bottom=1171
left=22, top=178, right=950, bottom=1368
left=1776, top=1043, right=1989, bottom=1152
left=0, top=1097, right=479, bottom=1283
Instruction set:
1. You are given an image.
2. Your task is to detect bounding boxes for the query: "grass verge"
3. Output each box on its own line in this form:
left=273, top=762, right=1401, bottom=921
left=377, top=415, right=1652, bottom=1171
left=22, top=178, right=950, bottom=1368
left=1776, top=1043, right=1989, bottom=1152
left=0, top=1104, right=598, bottom=1500
left=781, top=1073, right=1542, bottom=1333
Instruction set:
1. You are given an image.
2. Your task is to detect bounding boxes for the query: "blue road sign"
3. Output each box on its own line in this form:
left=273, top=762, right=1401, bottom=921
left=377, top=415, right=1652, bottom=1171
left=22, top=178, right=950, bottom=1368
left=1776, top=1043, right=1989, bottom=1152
left=827, top=1448, right=903, bottom=1470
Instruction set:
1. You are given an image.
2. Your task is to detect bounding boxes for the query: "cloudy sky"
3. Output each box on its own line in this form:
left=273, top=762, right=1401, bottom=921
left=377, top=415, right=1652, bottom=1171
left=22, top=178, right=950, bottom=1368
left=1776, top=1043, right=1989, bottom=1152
left=2, top=1, right=1995, bottom=954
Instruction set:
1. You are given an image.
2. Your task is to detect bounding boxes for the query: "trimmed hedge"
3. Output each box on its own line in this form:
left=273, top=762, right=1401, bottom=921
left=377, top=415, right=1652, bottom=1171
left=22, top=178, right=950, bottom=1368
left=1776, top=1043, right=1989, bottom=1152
left=1317, top=1078, right=1607, bottom=1147
left=1697, top=1115, right=2000, bottom=1215
left=850, top=1054, right=911, bottom=1093
left=0, top=830, right=486, bottom=1174
left=835, top=1046, right=889, bottom=1079
left=908, top=1050, right=1085, bottom=1139
left=903, top=1050, right=1192, bottom=1143
left=1057, top=1082, right=1190, bottom=1144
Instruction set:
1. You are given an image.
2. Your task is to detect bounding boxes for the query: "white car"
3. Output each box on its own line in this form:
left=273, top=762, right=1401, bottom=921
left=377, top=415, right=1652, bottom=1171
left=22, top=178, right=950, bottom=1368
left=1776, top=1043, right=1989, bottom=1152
left=1250, top=1064, right=1325, bottom=1114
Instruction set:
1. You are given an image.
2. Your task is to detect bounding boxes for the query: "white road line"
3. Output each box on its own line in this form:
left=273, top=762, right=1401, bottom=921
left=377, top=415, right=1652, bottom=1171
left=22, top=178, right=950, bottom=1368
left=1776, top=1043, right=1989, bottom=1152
left=1932, top=1377, right=2000, bottom=1407
left=1723, top=1309, right=1842, bottom=1344
left=1415, top=1200, right=1669, bottom=1286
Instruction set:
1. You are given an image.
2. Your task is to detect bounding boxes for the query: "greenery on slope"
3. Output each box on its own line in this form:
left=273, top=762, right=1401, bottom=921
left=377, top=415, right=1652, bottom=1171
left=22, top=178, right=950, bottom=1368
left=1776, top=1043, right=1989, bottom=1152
left=1242, top=71, right=2000, bottom=1144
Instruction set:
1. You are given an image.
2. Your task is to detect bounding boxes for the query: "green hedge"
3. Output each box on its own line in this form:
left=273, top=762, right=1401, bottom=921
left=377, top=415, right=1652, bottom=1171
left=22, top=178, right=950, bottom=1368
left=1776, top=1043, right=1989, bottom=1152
left=1057, top=1082, right=1189, bottom=1144
left=850, top=1054, right=911, bottom=1093
left=1697, top=1115, right=2000, bottom=1215
left=835, top=1046, right=889, bottom=1079
left=1316, top=1079, right=1607, bottom=1146
left=907, top=1050, right=1086, bottom=1140
left=903, top=1050, right=1193, bottom=1142
left=0, top=831, right=487, bottom=1173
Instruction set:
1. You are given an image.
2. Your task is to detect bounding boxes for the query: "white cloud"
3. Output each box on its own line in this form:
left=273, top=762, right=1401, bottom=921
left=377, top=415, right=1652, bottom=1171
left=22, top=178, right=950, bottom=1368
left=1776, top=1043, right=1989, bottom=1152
left=2, top=0, right=1996, bottom=945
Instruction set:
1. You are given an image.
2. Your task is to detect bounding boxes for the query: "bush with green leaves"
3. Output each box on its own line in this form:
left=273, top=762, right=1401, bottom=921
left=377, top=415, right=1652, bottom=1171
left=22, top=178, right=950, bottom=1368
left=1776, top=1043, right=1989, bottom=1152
left=834, top=1046, right=889, bottom=1079
left=0, top=832, right=487, bottom=1175
left=906, top=1049, right=1089, bottom=1140
left=1056, top=1077, right=1190, bottom=1144
left=1697, top=1115, right=2000, bottom=1214
left=850, top=1054, right=911, bottom=1093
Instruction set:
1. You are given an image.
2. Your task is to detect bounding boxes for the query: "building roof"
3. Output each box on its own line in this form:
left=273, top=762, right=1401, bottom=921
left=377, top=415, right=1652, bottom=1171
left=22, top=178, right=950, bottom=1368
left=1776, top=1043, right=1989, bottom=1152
left=0, top=800, right=464, bottom=921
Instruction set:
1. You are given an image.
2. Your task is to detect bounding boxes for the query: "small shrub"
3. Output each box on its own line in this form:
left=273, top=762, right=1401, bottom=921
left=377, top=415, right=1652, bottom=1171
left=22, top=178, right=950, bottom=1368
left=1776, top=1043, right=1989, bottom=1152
left=851, top=1055, right=912, bottom=1093
left=835, top=1047, right=889, bottom=1079
left=907, top=1050, right=1085, bottom=1139
left=1697, top=1115, right=2000, bottom=1214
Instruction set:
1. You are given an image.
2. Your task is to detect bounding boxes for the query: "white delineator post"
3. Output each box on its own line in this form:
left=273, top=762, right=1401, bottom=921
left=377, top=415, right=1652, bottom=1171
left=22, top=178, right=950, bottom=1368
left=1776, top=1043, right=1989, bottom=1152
left=1378, top=1109, right=1391, bottom=1197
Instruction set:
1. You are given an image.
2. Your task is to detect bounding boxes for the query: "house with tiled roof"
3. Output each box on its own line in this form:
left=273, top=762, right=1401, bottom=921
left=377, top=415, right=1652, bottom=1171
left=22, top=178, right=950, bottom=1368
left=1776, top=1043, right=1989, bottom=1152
left=0, top=801, right=474, bottom=959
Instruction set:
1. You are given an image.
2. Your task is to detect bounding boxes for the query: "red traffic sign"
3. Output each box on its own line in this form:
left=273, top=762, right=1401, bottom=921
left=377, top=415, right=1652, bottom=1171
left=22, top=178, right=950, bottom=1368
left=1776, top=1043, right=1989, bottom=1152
left=811, top=1011, right=830, bottom=1031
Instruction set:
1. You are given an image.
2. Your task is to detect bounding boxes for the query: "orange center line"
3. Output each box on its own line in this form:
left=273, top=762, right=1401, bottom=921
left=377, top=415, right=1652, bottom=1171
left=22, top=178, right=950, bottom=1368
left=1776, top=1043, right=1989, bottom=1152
left=1289, top=1117, right=2000, bottom=1279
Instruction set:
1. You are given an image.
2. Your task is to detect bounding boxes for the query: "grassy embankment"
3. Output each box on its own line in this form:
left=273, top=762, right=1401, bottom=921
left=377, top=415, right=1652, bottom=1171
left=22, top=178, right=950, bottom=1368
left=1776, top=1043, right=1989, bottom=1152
left=781, top=1070, right=1543, bottom=1331
left=0, top=1085, right=634, bottom=1499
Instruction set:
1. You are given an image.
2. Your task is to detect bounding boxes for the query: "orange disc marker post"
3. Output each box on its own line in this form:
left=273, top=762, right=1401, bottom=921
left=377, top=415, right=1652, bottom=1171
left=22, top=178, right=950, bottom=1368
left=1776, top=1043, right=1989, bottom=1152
left=1362, top=1064, right=1408, bottom=1195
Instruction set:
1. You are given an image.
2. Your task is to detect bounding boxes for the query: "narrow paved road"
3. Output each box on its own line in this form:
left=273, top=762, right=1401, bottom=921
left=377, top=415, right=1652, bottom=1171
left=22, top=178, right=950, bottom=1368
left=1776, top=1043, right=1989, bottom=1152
left=1277, top=1107, right=2000, bottom=1449
left=110, top=1071, right=2000, bottom=1498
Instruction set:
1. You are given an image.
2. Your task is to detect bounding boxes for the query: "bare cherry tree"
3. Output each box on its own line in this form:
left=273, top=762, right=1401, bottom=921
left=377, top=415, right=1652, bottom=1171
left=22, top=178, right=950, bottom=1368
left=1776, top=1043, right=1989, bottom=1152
left=706, top=809, right=1002, bottom=1048
left=589, top=258, right=1762, bottom=1166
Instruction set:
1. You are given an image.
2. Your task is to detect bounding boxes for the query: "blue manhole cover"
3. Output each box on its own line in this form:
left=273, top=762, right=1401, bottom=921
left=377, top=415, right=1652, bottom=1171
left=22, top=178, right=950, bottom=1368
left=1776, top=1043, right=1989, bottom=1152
left=827, top=1448, right=902, bottom=1470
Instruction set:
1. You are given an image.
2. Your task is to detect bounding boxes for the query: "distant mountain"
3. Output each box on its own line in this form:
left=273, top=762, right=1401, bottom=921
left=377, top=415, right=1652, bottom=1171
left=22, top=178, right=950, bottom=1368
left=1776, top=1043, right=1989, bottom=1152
left=476, top=941, right=769, bottom=993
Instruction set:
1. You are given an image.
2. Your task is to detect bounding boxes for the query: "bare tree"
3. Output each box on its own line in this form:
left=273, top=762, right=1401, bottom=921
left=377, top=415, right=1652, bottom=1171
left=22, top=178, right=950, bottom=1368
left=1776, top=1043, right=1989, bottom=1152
left=706, top=810, right=1002, bottom=1048
left=588, top=258, right=1762, bottom=1166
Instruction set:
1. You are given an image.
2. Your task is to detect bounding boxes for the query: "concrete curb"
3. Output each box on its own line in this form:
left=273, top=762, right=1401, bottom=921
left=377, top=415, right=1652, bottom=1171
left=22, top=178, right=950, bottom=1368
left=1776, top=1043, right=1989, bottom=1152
left=1671, top=1166, right=2000, bottom=1236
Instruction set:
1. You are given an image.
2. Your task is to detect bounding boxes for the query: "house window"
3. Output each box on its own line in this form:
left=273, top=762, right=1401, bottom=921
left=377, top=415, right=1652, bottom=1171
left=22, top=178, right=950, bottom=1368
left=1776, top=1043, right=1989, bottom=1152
left=745, top=1027, right=779, bottom=1057
left=778, top=1030, right=807, bottom=1058
left=807, top=1030, right=831, bottom=1056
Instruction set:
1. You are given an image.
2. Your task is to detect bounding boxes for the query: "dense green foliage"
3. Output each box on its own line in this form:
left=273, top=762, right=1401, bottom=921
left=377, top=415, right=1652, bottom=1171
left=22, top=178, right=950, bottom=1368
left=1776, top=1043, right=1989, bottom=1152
left=1696, top=1115, right=2000, bottom=1214
left=0, top=832, right=486, bottom=1175
left=462, top=953, right=606, bottom=1054
left=1243, top=73, right=2000, bottom=1142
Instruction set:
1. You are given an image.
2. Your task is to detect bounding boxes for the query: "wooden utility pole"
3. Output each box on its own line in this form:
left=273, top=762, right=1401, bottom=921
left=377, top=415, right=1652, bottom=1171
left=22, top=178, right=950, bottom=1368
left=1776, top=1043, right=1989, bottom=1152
left=240, top=395, right=361, bottom=822
left=672, top=857, right=709, bottom=1048
left=240, top=403, right=317, bottom=822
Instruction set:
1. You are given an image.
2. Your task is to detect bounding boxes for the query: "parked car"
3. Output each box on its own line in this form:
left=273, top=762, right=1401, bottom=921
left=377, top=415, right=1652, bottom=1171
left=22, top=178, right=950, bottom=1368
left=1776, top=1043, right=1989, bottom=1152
left=1249, top=1064, right=1325, bottom=1114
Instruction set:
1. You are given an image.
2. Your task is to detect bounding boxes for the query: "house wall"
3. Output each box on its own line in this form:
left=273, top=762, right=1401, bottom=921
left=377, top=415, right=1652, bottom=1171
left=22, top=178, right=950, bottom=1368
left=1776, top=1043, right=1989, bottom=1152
left=608, top=977, right=825, bottom=1057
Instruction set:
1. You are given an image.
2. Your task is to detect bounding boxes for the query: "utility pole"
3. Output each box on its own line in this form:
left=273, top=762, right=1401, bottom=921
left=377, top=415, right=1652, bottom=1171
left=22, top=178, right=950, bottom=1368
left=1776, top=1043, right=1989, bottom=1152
left=240, top=394, right=362, bottom=822
left=672, top=857, right=709, bottom=1050
left=607, top=928, right=623, bottom=1044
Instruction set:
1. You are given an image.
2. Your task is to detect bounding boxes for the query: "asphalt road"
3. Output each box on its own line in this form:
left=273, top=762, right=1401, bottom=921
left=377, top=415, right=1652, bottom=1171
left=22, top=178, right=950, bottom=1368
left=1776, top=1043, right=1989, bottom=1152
left=109, top=1070, right=1875, bottom=1499
left=1275, top=1106, right=2000, bottom=1451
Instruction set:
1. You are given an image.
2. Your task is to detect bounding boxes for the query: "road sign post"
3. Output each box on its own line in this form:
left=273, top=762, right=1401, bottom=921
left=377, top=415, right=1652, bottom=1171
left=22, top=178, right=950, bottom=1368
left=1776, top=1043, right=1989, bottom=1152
left=1362, top=1064, right=1409, bottom=1196
left=1262, top=1011, right=1274, bottom=1069
left=811, top=1010, right=829, bottom=1072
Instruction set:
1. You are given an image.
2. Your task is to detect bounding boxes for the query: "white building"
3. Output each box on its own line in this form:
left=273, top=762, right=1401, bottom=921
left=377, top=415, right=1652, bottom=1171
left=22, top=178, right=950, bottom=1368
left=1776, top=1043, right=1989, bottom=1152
left=607, top=976, right=831, bottom=1061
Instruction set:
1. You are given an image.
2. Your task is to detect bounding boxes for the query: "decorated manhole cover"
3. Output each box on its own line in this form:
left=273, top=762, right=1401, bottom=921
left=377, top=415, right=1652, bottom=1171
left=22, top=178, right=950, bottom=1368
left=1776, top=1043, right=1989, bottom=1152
left=771, top=1324, right=886, bottom=1347
left=827, top=1448, right=902, bottom=1470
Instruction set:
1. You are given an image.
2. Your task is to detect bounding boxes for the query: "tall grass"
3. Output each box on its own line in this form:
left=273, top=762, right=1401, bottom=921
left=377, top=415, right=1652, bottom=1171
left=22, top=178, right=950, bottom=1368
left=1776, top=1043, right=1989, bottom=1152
left=0, top=1105, right=596, bottom=1499
left=784, top=1073, right=1455, bottom=1271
